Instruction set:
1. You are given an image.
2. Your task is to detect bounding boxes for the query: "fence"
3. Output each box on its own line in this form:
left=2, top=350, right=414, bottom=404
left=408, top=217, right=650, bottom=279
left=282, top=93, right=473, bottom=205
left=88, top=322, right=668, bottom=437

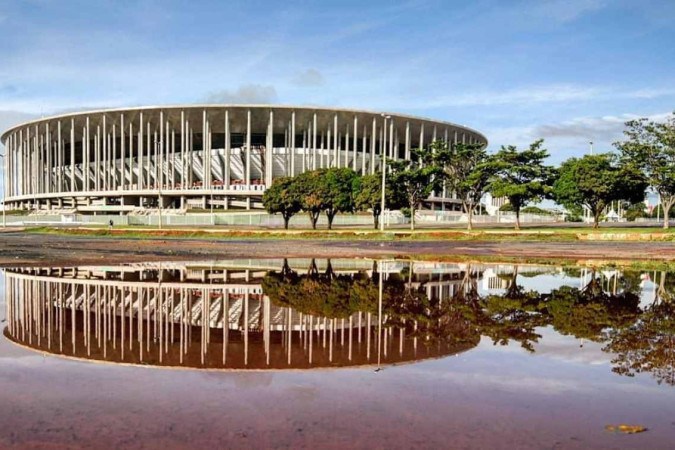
left=5, top=210, right=557, bottom=228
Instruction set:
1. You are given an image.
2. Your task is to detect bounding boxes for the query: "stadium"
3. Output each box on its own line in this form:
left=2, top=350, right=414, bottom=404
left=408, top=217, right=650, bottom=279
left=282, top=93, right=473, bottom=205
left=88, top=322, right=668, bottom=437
left=0, top=105, right=487, bottom=214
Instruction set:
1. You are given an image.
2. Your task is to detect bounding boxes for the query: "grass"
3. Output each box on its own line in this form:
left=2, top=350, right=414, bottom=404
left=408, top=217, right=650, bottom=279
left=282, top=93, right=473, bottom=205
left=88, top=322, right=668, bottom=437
left=25, top=224, right=675, bottom=242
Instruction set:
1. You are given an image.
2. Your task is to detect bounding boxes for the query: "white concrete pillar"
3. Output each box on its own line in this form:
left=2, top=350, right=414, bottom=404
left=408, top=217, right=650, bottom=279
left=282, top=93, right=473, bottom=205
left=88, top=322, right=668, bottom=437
left=370, top=118, right=376, bottom=175
left=336, top=114, right=340, bottom=167
left=85, top=117, right=91, bottom=191
left=291, top=110, right=296, bottom=176
left=138, top=113, right=144, bottom=190
left=120, top=114, right=126, bottom=188
left=246, top=109, right=251, bottom=185
left=312, top=112, right=317, bottom=171
left=345, top=124, right=350, bottom=168
left=361, top=125, right=367, bottom=175
left=224, top=109, right=230, bottom=186
left=69, top=120, right=75, bottom=193
left=266, top=109, right=273, bottom=186
left=419, top=123, right=425, bottom=151
left=352, top=116, right=358, bottom=171
left=405, top=121, right=411, bottom=160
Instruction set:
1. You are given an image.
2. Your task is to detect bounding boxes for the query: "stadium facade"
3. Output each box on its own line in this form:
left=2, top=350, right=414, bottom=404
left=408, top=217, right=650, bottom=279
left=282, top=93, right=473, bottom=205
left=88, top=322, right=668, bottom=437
left=0, top=105, right=487, bottom=213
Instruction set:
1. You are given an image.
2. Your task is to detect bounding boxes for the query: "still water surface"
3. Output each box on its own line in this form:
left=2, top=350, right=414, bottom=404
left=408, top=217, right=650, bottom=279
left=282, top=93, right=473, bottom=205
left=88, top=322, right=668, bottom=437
left=1, top=259, right=674, bottom=448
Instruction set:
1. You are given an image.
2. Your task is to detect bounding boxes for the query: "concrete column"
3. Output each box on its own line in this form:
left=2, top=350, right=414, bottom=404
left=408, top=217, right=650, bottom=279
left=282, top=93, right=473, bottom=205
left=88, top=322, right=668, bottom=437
left=69, top=120, right=74, bottom=193
left=266, top=109, right=273, bottom=186
left=246, top=109, right=251, bottom=185
left=419, top=123, right=425, bottom=151
left=146, top=122, right=151, bottom=188
left=138, top=113, right=144, bottom=190
left=291, top=111, right=296, bottom=176
left=454, top=130, right=458, bottom=145
left=128, top=122, right=134, bottom=188
left=85, top=117, right=91, bottom=191
left=361, top=125, right=367, bottom=175
left=180, top=111, right=185, bottom=187
left=433, top=125, right=437, bottom=143
left=120, top=114, right=126, bottom=189
left=46, top=122, right=51, bottom=194
left=171, top=127, right=176, bottom=189
left=312, top=112, right=317, bottom=171
left=112, top=124, right=117, bottom=190
left=331, top=114, right=340, bottom=167
left=206, top=114, right=212, bottom=187
left=405, top=121, right=411, bottom=160
left=224, top=109, right=230, bottom=186
left=57, top=121, right=63, bottom=192
left=319, top=130, right=324, bottom=168
left=370, top=118, right=376, bottom=175
left=159, top=111, right=164, bottom=189
left=462, top=133, right=466, bottom=144
left=352, top=116, right=358, bottom=171
left=327, top=127, right=332, bottom=168
left=345, top=125, right=350, bottom=168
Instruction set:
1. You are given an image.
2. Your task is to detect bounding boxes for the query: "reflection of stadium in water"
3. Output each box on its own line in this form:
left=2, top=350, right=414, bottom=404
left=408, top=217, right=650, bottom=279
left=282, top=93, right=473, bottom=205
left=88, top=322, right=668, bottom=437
left=3, top=259, right=492, bottom=370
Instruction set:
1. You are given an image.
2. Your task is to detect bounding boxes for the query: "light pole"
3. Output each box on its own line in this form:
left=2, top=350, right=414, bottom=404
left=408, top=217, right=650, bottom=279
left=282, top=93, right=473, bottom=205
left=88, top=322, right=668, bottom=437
left=589, top=141, right=594, bottom=155
left=379, top=114, right=390, bottom=232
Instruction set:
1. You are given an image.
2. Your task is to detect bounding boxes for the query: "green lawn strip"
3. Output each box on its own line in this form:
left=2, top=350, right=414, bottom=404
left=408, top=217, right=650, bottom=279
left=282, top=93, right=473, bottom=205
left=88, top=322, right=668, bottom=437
left=25, top=225, right=675, bottom=242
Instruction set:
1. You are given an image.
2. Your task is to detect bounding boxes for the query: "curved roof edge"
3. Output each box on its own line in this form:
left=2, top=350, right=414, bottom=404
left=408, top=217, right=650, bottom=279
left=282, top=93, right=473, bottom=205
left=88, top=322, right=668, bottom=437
left=1, top=104, right=488, bottom=146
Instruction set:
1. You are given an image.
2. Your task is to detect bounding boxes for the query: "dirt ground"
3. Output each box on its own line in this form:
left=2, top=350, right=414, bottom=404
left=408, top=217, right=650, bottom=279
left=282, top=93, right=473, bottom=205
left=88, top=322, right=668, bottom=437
left=0, top=231, right=674, bottom=267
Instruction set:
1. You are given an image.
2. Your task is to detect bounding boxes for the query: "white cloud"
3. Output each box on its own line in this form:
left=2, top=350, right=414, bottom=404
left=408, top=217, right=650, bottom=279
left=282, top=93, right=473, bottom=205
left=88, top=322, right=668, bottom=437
left=291, top=69, right=325, bottom=87
left=203, top=84, right=278, bottom=104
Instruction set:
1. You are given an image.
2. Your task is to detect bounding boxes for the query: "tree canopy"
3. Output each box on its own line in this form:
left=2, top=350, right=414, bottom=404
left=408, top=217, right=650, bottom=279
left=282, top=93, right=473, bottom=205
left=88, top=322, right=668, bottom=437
left=440, top=142, right=495, bottom=230
left=615, top=112, right=675, bottom=229
left=388, top=146, right=445, bottom=230
left=488, top=139, right=555, bottom=229
left=553, top=153, right=647, bottom=228
left=262, top=177, right=302, bottom=229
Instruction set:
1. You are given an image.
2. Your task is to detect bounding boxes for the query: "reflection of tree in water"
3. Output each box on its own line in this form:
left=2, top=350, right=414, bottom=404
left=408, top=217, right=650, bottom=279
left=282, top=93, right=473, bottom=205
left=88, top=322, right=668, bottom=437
left=604, top=272, right=675, bottom=386
left=263, top=261, right=675, bottom=385
left=540, top=270, right=642, bottom=342
left=479, top=267, right=547, bottom=352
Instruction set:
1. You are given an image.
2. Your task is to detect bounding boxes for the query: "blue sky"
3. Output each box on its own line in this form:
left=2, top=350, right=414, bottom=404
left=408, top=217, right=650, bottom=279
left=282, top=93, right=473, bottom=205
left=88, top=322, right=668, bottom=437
left=0, top=0, right=673, bottom=168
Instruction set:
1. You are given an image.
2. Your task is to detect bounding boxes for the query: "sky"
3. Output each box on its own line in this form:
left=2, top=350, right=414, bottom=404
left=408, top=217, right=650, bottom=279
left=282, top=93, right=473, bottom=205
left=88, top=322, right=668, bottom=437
left=0, top=0, right=673, bottom=178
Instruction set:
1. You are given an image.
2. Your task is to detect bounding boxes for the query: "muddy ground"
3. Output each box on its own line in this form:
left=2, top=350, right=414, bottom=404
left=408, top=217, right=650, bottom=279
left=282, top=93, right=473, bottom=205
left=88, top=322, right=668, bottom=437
left=0, top=231, right=673, bottom=267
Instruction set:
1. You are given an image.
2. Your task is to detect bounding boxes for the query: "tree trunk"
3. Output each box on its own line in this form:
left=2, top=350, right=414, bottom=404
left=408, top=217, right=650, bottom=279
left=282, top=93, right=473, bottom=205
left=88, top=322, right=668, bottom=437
left=662, top=197, right=674, bottom=230
left=373, top=211, right=380, bottom=230
left=410, top=204, right=415, bottom=231
left=327, top=212, right=335, bottom=230
left=309, top=212, right=319, bottom=229
left=283, top=214, right=290, bottom=230
left=593, top=211, right=601, bottom=228
left=467, top=203, right=473, bottom=231
left=664, top=206, right=670, bottom=230
left=515, top=208, right=520, bottom=230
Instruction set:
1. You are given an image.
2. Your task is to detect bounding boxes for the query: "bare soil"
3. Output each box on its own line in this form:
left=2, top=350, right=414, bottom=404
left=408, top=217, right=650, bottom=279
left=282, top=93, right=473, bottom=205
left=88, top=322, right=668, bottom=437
left=0, top=231, right=674, bottom=267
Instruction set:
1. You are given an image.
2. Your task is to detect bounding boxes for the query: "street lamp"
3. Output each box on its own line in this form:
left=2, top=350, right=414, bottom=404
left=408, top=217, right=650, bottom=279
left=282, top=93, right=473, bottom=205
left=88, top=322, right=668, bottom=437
left=380, top=114, right=390, bottom=232
left=589, top=141, right=594, bottom=155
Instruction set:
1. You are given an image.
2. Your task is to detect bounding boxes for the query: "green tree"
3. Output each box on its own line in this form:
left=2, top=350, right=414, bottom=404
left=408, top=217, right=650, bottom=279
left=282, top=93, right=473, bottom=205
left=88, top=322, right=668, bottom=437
left=354, top=173, right=402, bottom=229
left=262, top=177, right=302, bottom=229
left=294, top=169, right=326, bottom=229
left=389, top=146, right=445, bottom=230
left=441, top=142, right=495, bottom=230
left=489, top=140, right=555, bottom=230
left=553, top=153, right=647, bottom=228
left=615, top=112, right=675, bottom=229
left=322, top=168, right=358, bottom=229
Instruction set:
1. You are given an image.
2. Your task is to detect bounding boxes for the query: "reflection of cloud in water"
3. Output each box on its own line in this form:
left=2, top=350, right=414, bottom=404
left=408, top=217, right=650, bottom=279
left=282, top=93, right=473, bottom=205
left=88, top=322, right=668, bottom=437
left=531, top=327, right=611, bottom=366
